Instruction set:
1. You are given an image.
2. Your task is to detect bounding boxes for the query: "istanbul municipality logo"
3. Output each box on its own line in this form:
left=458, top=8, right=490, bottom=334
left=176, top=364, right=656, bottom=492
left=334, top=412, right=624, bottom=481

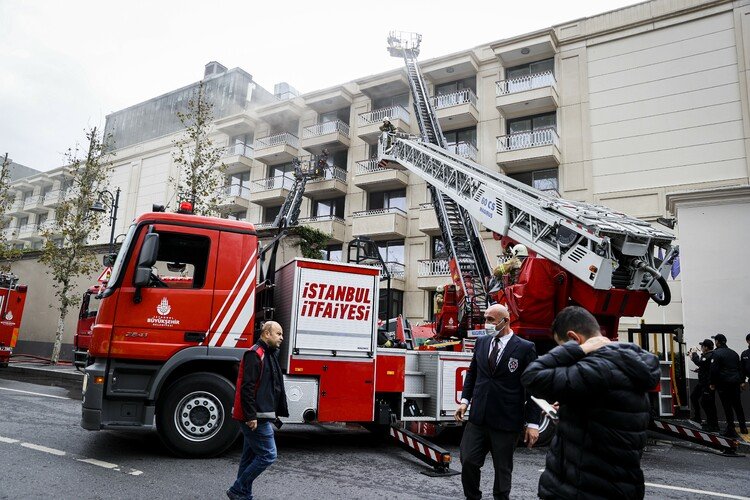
left=157, top=297, right=171, bottom=316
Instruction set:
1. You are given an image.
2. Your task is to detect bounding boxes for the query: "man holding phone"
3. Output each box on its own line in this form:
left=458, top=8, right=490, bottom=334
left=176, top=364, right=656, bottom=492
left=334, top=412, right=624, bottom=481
left=455, top=303, right=541, bottom=500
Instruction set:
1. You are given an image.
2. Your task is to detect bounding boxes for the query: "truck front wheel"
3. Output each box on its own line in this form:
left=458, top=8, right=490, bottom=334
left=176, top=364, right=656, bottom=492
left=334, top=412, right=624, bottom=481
left=156, top=372, right=239, bottom=457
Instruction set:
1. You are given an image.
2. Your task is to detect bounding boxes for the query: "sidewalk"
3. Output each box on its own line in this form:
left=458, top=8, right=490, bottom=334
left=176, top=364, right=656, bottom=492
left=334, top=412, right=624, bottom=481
left=0, top=360, right=83, bottom=383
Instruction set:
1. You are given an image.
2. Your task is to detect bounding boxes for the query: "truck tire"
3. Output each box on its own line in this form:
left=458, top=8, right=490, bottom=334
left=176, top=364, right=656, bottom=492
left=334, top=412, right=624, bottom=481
left=156, top=372, right=239, bottom=457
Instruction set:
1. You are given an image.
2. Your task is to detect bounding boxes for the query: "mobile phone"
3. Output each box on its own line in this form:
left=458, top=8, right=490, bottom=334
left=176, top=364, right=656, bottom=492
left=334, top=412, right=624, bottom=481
left=531, top=396, right=558, bottom=420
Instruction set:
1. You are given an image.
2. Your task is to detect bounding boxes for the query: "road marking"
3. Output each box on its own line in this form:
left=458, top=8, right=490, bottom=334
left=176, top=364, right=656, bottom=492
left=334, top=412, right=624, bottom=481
left=645, top=482, right=750, bottom=499
left=77, top=458, right=117, bottom=469
left=20, top=442, right=66, bottom=456
left=0, top=436, right=144, bottom=476
left=0, top=387, right=69, bottom=399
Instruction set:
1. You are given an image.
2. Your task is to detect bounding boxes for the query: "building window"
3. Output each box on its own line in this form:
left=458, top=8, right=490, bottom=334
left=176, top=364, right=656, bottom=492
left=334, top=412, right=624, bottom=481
left=320, top=244, right=342, bottom=262
left=435, top=76, right=476, bottom=96
left=32, top=241, right=43, bottom=250
left=373, top=93, right=409, bottom=110
left=264, top=205, right=281, bottom=224
left=18, top=216, right=28, bottom=227
left=444, top=127, right=476, bottom=148
left=507, top=112, right=556, bottom=136
left=318, top=108, right=350, bottom=125
left=227, top=171, right=251, bottom=188
left=377, top=239, right=405, bottom=265
left=506, top=58, right=554, bottom=80
left=369, top=189, right=406, bottom=212
left=269, top=162, right=295, bottom=178
left=509, top=168, right=559, bottom=194
left=379, top=289, right=404, bottom=320
left=225, top=210, right=247, bottom=221
left=313, top=197, right=344, bottom=218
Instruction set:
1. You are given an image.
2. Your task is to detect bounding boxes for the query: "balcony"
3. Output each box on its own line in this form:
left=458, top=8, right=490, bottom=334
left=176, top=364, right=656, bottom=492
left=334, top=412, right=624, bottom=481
left=37, top=219, right=59, bottom=236
left=43, top=190, right=68, bottom=207
left=2, top=227, right=18, bottom=241
left=297, top=215, right=346, bottom=243
left=221, top=143, right=254, bottom=175
left=418, top=203, right=441, bottom=236
left=253, top=133, right=300, bottom=165
left=353, top=159, right=409, bottom=191
left=248, top=175, right=294, bottom=207
left=377, top=261, right=406, bottom=281
left=214, top=108, right=259, bottom=136
left=303, top=165, right=348, bottom=200
left=447, top=141, right=479, bottom=162
left=9, top=199, right=25, bottom=214
left=300, top=120, right=350, bottom=154
left=495, top=72, right=559, bottom=119
left=218, top=184, right=251, bottom=212
left=417, top=259, right=451, bottom=290
left=23, top=195, right=48, bottom=214
left=357, top=105, right=410, bottom=144
left=496, top=128, right=561, bottom=170
left=431, top=89, right=479, bottom=130
left=351, top=207, right=408, bottom=239
left=16, top=223, right=40, bottom=240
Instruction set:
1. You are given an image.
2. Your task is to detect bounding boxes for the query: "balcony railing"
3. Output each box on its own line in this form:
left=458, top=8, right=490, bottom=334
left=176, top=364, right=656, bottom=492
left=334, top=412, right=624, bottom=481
left=23, top=196, right=40, bottom=209
left=17, top=223, right=37, bottom=237
left=352, top=207, right=407, bottom=218
left=376, top=261, right=406, bottom=279
left=497, top=128, right=559, bottom=152
left=355, top=159, right=386, bottom=174
left=254, top=132, right=299, bottom=150
left=312, top=165, right=348, bottom=183
left=297, top=215, right=346, bottom=224
left=431, top=88, right=477, bottom=109
left=496, top=71, right=556, bottom=96
left=11, top=200, right=24, bottom=212
left=358, top=105, right=410, bottom=127
left=251, top=175, right=295, bottom=192
left=223, top=142, right=254, bottom=158
left=302, top=120, right=350, bottom=139
left=418, top=258, right=450, bottom=277
left=37, top=220, right=57, bottom=233
left=448, top=141, right=478, bottom=161
left=43, top=190, right=66, bottom=205
left=221, top=183, right=251, bottom=199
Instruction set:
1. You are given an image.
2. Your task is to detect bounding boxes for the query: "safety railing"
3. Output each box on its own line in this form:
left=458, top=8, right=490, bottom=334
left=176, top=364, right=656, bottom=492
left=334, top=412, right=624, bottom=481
left=355, top=159, right=387, bottom=175
left=10, top=199, right=24, bottom=212
left=376, top=261, right=406, bottom=279
left=220, top=183, right=251, bottom=199
left=23, top=196, right=40, bottom=209
left=223, top=142, right=254, bottom=158
left=496, top=71, right=556, bottom=96
left=448, top=141, right=478, bottom=161
left=352, top=207, right=407, bottom=218
left=358, top=105, right=410, bottom=127
left=497, top=128, right=559, bottom=152
left=254, top=132, right=299, bottom=151
left=307, top=165, right=348, bottom=183
left=297, top=215, right=346, bottom=224
left=418, top=258, right=450, bottom=277
left=431, top=88, right=477, bottom=109
left=302, top=120, right=350, bottom=139
left=251, top=175, right=295, bottom=192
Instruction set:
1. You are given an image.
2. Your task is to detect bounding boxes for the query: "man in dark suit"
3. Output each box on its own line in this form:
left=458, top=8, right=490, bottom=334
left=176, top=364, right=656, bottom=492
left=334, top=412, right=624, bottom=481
left=455, top=303, right=541, bottom=500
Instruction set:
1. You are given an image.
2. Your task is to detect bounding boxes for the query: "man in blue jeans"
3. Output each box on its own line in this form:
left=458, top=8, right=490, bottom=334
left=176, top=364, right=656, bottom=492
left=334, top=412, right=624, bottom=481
left=227, top=321, right=289, bottom=500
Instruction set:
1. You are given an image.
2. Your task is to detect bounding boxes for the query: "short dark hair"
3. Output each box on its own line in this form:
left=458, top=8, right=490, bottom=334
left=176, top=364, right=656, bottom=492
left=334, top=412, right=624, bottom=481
left=551, top=306, right=600, bottom=341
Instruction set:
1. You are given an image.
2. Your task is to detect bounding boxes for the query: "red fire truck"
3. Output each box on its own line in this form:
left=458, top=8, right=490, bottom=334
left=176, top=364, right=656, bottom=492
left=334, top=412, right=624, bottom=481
left=81, top=211, right=469, bottom=467
left=0, top=272, right=28, bottom=367
left=74, top=285, right=101, bottom=370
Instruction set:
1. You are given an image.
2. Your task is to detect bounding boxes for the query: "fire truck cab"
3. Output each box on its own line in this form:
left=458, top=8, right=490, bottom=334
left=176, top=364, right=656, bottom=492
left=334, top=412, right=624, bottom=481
left=0, top=273, right=28, bottom=367
left=82, top=212, right=470, bottom=457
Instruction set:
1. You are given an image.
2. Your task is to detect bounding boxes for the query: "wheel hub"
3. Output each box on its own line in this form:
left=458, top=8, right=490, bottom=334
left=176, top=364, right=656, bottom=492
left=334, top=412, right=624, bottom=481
left=174, top=392, right=224, bottom=442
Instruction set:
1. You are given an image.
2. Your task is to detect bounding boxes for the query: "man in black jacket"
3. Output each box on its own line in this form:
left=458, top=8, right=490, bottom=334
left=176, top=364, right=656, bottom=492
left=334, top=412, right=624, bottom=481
left=709, top=333, right=747, bottom=436
left=454, top=303, right=541, bottom=500
left=741, top=333, right=750, bottom=390
left=227, top=321, right=289, bottom=500
left=688, top=339, right=719, bottom=432
left=521, top=306, right=660, bottom=500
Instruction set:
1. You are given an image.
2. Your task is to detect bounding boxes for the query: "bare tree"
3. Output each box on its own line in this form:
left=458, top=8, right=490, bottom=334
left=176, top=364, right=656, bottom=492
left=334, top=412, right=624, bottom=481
left=171, top=80, right=227, bottom=216
left=40, top=128, right=113, bottom=364
left=0, top=154, right=22, bottom=271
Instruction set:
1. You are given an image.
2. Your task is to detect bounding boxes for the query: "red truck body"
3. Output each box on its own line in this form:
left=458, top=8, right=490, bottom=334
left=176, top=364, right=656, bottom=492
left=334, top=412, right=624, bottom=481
left=82, top=212, right=470, bottom=458
left=0, top=275, right=28, bottom=367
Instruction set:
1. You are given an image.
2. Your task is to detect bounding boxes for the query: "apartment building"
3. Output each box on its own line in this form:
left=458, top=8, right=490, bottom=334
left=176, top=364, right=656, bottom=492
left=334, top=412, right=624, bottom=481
left=7, top=0, right=750, bottom=353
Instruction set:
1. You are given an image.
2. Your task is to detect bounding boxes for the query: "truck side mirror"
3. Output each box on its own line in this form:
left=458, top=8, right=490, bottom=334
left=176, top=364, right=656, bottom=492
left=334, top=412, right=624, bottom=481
left=133, top=233, right=159, bottom=288
left=102, top=253, right=117, bottom=267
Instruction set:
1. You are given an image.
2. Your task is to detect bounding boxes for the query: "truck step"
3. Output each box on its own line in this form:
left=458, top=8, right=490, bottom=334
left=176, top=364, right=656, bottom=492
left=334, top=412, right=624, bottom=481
left=403, top=393, right=431, bottom=399
left=405, top=371, right=425, bottom=376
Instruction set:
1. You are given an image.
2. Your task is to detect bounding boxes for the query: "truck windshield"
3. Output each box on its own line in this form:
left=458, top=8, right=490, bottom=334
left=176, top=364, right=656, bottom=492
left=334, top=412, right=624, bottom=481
left=105, top=224, right=136, bottom=292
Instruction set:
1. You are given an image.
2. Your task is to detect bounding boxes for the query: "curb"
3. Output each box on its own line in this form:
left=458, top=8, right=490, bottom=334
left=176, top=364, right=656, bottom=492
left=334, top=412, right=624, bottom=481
left=0, top=363, right=83, bottom=384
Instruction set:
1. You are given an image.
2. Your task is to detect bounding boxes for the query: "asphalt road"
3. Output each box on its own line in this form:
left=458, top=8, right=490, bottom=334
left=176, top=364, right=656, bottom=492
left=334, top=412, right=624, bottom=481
left=0, top=374, right=748, bottom=499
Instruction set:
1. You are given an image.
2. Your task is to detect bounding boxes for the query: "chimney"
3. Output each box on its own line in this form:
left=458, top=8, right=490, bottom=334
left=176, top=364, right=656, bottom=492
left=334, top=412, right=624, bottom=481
left=204, top=61, right=228, bottom=78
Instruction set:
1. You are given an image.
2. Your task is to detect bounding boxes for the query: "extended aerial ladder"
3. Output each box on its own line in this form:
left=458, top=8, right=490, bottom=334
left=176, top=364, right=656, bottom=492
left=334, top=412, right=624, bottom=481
left=387, top=32, right=492, bottom=332
left=381, top=32, right=677, bottom=338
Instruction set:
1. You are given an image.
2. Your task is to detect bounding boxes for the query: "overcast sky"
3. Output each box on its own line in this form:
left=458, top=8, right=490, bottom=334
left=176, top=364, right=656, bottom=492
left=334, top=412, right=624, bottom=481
left=1, top=0, right=640, bottom=171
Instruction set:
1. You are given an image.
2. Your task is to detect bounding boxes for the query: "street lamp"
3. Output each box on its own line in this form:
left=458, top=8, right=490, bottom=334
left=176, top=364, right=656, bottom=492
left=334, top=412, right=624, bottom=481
left=90, top=187, right=121, bottom=256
